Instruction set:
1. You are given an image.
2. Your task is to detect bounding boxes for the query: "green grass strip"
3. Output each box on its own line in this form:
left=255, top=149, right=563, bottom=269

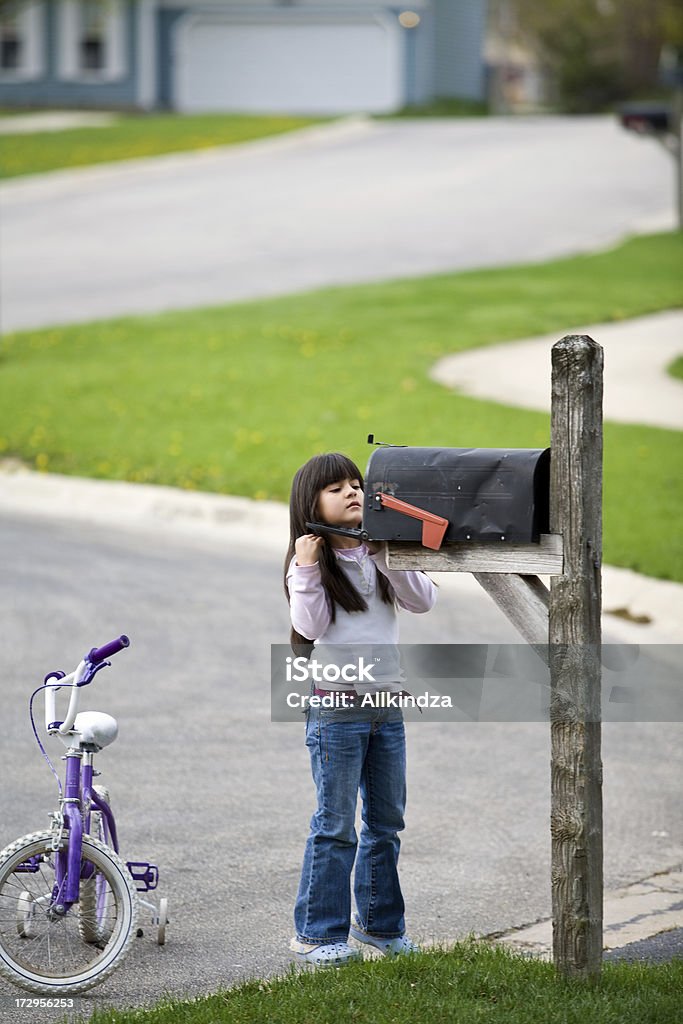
left=1, top=232, right=681, bottom=579
left=82, top=942, right=683, bottom=1024
left=0, top=113, right=324, bottom=178
left=669, top=354, right=683, bottom=380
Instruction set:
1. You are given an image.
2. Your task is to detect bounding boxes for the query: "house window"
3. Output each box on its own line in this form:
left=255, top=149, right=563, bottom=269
left=58, top=0, right=126, bottom=81
left=79, top=0, right=106, bottom=71
left=0, top=7, right=22, bottom=70
left=0, top=1, right=44, bottom=79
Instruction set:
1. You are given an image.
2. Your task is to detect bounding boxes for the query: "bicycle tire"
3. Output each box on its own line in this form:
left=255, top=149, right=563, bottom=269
left=0, top=829, right=138, bottom=995
left=80, top=786, right=114, bottom=945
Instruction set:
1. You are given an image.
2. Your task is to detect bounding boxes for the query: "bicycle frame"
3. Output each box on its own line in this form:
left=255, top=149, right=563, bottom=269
left=52, top=750, right=119, bottom=910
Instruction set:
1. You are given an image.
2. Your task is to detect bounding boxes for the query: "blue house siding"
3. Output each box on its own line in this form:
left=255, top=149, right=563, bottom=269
left=0, top=1, right=139, bottom=110
left=434, top=0, right=487, bottom=100
left=400, top=2, right=487, bottom=110
left=156, top=7, right=184, bottom=110
left=404, top=6, right=438, bottom=107
left=0, top=1, right=488, bottom=112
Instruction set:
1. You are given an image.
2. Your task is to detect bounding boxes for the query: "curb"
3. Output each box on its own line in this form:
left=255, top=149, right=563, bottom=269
left=494, top=866, right=683, bottom=961
left=1, top=464, right=681, bottom=642
left=0, top=462, right=289, bottom=554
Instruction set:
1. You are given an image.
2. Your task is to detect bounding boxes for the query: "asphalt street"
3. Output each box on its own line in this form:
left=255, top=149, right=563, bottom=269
left=604, top=928, right=683, bottom=964
left=0, top=511, right=681, bottom=1019
left=0, top=115, right=675, bottom=332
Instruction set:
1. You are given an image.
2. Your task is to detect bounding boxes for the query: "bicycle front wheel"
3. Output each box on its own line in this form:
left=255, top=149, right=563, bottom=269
left=0, top=830, right=138, bottom=995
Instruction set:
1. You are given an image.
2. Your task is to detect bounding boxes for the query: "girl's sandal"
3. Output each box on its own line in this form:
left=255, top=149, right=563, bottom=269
left=289, top=938, right=362, bottom=967
left=349, top=915, right=421, bottom=957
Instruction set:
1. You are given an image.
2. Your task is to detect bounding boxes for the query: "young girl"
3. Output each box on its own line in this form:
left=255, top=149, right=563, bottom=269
left=284, top=452, right=436, bottom=967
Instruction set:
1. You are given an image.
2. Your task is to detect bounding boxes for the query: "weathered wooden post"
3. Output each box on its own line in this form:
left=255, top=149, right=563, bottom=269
left=549, top=336, right=604, bottom=978
left=385, top=334, right=604, bottom=977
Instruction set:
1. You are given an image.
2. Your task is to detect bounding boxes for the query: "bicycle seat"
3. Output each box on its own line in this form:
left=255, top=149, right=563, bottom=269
left=70, top=711, right=119, bottom=752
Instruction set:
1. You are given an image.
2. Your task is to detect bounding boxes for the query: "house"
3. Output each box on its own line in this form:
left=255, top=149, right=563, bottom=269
left=0, top=0, right=488, bottom=114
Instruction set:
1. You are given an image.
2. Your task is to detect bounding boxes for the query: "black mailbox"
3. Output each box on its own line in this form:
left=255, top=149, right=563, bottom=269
left=363, top=447, right=550, bottom=549
left=618, top=103, right=672, bottom=136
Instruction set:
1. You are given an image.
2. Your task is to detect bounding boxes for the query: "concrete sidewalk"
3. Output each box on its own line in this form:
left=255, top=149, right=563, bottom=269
left=0, top=111, right=118, bottom=133
left=496, top=867, right=683, bottom=963
left=431, top=309, right=683, bottom=432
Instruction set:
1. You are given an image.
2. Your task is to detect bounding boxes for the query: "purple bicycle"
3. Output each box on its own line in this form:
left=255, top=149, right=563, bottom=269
left=0, top=636, right=168, bottom=995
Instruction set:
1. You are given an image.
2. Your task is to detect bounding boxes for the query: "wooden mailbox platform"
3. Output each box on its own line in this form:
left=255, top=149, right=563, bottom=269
left=387, top=336, right=604, bottom=979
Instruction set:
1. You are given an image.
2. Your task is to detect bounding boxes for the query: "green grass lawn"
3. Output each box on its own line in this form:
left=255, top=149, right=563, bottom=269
left=0, top=112, right=324, bottom=178
left=82, top=942, right=682, bottom=1024
left=1, top=232, right=681, bottom=579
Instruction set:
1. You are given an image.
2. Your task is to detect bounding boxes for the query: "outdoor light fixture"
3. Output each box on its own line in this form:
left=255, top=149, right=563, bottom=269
left=398, top=11, right=421, bottom=29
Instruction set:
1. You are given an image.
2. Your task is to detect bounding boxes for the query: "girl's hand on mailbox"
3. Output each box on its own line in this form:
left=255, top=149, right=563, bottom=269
left=295, top=534, right=325, bottom=566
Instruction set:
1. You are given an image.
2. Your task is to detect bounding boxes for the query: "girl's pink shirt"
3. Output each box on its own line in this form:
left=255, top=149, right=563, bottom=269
left=286, top=542, right=436, bottom=642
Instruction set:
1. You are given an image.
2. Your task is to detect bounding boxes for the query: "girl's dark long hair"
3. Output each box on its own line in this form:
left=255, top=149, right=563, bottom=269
left=284, top=452, right=394, bottom=652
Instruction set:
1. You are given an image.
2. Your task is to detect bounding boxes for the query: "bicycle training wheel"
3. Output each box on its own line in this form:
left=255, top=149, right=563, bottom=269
left=0, top=830, right=138, bottom=995
left=80, top=786, right=114, bottom=945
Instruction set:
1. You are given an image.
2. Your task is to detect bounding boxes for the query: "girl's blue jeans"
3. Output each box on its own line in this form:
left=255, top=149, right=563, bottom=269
left=294, top=705, right=407, bottom=944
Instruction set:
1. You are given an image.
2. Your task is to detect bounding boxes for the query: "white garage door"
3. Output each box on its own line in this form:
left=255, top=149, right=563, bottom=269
left=174, top=13, right=403, bottom=115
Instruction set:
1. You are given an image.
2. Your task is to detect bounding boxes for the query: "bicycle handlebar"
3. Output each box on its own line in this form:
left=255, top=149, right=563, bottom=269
left=57, top=661, right=88, bottom=736
left=44, top=636, right=130, bottom=736
left=88, top=635, right=130, bottom=665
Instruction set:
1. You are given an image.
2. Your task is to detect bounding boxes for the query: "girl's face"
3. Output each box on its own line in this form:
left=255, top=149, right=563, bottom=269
left=316, top=477, right=363, bottom=528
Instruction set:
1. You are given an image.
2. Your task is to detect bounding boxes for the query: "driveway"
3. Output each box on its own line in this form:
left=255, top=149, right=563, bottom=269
left=0, top=116, right=674, bottom=332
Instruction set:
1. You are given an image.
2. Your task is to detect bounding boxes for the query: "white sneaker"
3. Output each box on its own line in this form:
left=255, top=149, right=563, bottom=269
left=289, top=937, right=362, bottom=967
left=349, top=915, right=421, bottom=957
